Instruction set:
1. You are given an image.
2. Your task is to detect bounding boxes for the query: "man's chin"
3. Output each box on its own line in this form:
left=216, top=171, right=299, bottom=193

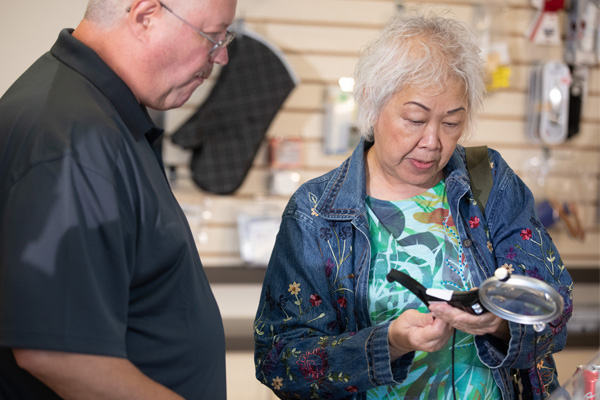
left=164, top=90, right=198, bottom=110
left=152, top=78, right=205, bottom=110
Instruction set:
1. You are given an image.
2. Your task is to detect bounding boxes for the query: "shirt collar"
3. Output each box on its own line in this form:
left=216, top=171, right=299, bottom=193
left=50, top=29, right=163, bottom=143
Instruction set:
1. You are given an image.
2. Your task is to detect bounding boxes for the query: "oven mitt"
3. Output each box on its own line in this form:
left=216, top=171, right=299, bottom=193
left=171, top=29, right=298, bottom=194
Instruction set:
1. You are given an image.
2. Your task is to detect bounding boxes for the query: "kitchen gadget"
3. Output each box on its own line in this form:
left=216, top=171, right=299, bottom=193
left=526, top=61, right=572, bottom=145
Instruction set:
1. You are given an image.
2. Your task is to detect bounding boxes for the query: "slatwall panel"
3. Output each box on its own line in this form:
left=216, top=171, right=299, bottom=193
left=166, top=0, right=600, bottom=269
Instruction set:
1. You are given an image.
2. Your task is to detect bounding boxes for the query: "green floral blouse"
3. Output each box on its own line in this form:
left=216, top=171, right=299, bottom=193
left=365, top=180, right=501, bottom=399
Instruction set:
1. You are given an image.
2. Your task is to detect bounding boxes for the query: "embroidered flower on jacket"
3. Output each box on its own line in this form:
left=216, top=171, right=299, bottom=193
left=525, top=268, right=544, bottom=281
left=277, top=294, right=287, bottom=309
left=549, top=286, right=573, bottom=336
left=310, top=294, right=322, bottom=307
left=340, top=226, right=352, bottom=240
left=327, top=320, right=338, bottom=332
left=345, top=386, right=359, bottom=393
left=297, top=348, right=329, bottom=381
left=265, top=287, right=275, bottom=310
left=487, top=241, right=493, bottom=253
left=337, top=297, right=347, bottom=308
left=520, top=228, right=533, bottom=240
left=288, top=282, right=301, bottom=295
left=505, top=247, right=517, bottom=260
left=469, top=216, right=480, bottom=229
left=320, top=227, right=333, bottom=241
left=530, top=217, right=542, bottom=229
left=261, top=340, right=285, bottom=375
left=272, top=376, right=283, bottom=390
left=324, top=259, right=334, bottom=278
left=500, top=263, right=514, bottom=274
left=309, top=193, right=320, bottom=217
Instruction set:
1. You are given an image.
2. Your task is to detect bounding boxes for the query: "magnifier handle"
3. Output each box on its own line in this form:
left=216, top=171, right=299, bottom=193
left=447, top=291, right=487, bottom=315
left=386, top=270, right=488, bottom=315
left=386, top=269, right=430, bottom=307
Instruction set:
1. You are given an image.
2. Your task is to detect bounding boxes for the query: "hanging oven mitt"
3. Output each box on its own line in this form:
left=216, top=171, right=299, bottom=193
left=172, top=29, right=298, bottom=194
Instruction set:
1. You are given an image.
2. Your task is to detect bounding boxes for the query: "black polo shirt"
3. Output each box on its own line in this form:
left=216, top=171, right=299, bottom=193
left=0, top=29, right=226, bottom=399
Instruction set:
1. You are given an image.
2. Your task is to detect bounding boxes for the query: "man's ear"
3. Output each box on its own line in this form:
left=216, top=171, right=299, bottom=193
left=126, top=0, right=162, bottom=39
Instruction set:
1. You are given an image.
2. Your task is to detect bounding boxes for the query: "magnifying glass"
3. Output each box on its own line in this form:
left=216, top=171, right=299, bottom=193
left=386, top=268, right=564, bottom=332
left=478, top=268, right=564, bottom=332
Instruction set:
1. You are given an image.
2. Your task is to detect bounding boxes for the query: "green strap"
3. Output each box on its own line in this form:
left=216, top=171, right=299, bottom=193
left=465, top=146, right=492, bottom=215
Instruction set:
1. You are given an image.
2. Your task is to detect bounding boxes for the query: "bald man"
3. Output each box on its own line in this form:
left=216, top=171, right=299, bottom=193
left=0, top=0, right=236, bottom=398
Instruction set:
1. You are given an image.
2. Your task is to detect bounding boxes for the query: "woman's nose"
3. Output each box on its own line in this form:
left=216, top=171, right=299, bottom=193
left=419, top=124, right=441, bottom=149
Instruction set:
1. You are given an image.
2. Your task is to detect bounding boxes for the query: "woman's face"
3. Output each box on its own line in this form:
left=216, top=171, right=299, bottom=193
left=367, top=79, right=468, bottom=199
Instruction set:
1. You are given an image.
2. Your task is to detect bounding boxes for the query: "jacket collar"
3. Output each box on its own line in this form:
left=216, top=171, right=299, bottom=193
left=314, top=138, right=371, bottom=219
left=444, top=144, right=469, bottom=184
left=314, top=139, right=471, bottom=220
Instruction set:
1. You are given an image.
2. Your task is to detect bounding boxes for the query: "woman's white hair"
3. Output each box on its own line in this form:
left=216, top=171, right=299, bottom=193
left=353, top=8, right=486, bottom=141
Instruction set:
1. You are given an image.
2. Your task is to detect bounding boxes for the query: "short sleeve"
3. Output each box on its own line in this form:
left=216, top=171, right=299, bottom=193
left=0, top=154, right=131, bottom=357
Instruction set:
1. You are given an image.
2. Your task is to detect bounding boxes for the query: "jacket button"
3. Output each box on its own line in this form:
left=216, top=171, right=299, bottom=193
left=462, top=239, right=473, bottom=247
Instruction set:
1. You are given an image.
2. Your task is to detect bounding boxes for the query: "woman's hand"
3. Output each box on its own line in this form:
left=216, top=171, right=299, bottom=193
left=428, top=302, right=510, bottom=342
left=388, top=309, right=454, bottom=361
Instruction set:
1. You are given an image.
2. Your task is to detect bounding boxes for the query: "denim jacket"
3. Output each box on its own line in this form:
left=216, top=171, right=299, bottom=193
left=254, top=140, right=573, bottom=399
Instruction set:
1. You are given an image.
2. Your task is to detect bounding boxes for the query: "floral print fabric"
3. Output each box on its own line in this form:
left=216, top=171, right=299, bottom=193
left=365, top=181, right=501, bottom=399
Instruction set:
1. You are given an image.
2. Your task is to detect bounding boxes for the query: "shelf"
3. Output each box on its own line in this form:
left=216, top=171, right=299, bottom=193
left=204, top=266, right=266, bottom=285
left=204, top=266, right=599, bottom=285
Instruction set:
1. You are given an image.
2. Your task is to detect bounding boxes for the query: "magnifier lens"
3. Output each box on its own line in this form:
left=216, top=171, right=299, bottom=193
left=479, top=274, right=563, bottom=325
left=485, top=287, right=556, bottom=317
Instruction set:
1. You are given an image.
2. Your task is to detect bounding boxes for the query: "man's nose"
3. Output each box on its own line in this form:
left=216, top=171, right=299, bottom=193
left=211, top=47, right=229, bottom=65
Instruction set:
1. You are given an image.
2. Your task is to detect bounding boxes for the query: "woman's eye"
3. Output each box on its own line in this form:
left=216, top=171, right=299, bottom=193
left=409, top=120, right=425, bottom=125
left=444, top=121, right=461, bottom=128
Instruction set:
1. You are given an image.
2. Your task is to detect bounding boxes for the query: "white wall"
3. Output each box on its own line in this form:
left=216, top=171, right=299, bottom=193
left=0, top=2, right=86, bottom=96
left=167, top=0, right=600, bottom=271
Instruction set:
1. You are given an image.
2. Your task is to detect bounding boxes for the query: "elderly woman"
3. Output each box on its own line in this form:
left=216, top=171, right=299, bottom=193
left=253, top=9, right=572, bottom=400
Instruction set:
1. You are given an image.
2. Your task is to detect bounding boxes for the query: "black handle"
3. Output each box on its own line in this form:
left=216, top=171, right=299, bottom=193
left=386, top=269, right=487, bottom=315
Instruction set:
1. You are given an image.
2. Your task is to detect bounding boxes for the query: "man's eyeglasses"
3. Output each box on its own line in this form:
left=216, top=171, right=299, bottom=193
left=159, top=1, right=235, bottom=57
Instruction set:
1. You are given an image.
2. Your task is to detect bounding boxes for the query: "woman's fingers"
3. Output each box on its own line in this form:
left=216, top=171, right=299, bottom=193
left=428, top=303, right=507, bottom=337
left=389, top=309, right=454, bottom=354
